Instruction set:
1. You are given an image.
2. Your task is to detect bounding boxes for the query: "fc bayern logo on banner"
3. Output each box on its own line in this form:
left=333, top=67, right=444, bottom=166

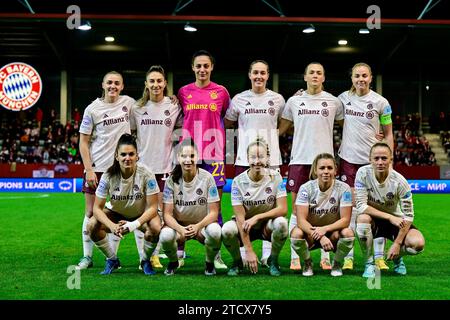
left=0, top=62, right=42, bottom=111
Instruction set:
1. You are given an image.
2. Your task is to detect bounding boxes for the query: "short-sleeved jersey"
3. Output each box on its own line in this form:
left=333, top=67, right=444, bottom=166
left=79, top=95, right=135, bottom=172
left=96, top=164, right=160, bottom=219
left=225, top=89, right=285, bottom=166
left=354, top=165, right=414, bottom=221
left=130, top=97, right=183, bottom=174
left=296, top=179, right=352, bottom=227
left=338, top=90, right=393, bottom=164
left=282, top=91, right=344, bottom=164
left=163, top=168, right=220, bottom=226
left=177, top=82, right=230, bottom=161
left=231, top=169, right=287, bottom=229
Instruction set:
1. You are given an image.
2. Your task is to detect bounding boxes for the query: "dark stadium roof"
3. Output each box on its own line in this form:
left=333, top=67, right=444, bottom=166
left=1, top=0, right=450, bottom=76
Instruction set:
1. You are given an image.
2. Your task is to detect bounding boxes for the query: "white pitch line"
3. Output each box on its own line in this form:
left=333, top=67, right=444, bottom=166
left=0, top=194, right=51, bottom=200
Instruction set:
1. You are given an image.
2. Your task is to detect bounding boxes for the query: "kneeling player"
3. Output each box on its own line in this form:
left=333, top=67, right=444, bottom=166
left=88, top=134, right=161, bottom=275
left=160, top=139, right=222, bottom=276
left=290, top=153, right=355, bottom=277
left=355, top=142, right=425, bottom=277
left=222, top=138, right=288, bottom=276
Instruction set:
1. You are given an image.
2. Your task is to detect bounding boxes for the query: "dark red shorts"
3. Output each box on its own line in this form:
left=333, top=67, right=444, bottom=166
left=155, top=173, right=170, bottom=192
left=82, top=172, right=103, bottom=194
left=339, top=159, right=365, bottom=188
left=286, top=164, right=311, bottom=193
left=234, top=165, right=249, bottom=177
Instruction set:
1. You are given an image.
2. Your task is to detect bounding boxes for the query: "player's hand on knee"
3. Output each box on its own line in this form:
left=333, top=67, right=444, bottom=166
left=320, top=236, right=333, bottom=252
left=389, top=216, right=404, bottom=228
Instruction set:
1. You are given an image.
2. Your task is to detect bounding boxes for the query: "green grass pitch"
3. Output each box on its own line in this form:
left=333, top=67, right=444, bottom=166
left=0, top=192, right=449, bottom=300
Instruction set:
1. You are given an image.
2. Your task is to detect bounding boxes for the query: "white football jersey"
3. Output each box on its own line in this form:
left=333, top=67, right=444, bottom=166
left=231, top=169, right=287, bottom=229
left=282, top=91, right=344, bottom=164
left=79, top=95, right=135, bottom=172
left=338, top=90, right=393, bottom=164
left=130, top=97, right=183, bottom=174
left=354, top=165, right=414, bottom=221
left=163, top=168, right=220, bottom=226
left=96, top=164, right=160, bottom=219
left=296, top=179, right=352, bottom=227
left=225, top=89, right=285, bottom=166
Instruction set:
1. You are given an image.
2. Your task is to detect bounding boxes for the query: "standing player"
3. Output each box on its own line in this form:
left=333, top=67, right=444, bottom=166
left=224, top=60, right=285, bottom=266
left=87, top=134, right=161, bottom=275
left=354, top=142, right=425, bottom=277
left=279, top=62, right=344, bottom=271
left=222, top=138, right=288, bottom=276
left=177, top=50, right=230, bottom=270
left=77, top=71, right=137, bottom=270
left=338, top=63, right=395, bottom=271
left=130, top=65, right=183, bottom=269
left=290, top=153, right=354, bottom=277
left=160, top=139, right=222, bottom=276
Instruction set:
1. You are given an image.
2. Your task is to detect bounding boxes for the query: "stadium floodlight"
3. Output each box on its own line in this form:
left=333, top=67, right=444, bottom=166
left=105, top=36, right=115, bottom=42
left=302, top=24, right=315, bottom=34
left=359, top=28, right=370, bottom=34
left=76, top=21, right=91, bottom=31
left=338, top=39, right=348, bottom=45
left=184, top=22, right=197, bottom=32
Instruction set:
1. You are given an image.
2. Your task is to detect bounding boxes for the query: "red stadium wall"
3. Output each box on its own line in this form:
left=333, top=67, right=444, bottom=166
left=0, top=164, right=441, bottom=179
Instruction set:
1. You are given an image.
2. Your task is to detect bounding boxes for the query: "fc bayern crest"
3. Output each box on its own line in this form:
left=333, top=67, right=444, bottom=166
left=0, top=62, right=42, bottom=111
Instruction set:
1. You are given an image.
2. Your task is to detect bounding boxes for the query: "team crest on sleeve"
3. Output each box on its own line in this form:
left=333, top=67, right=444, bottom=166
left=209, top=186, right=218, bottom=198
left=403, top=191, right=412, bottom=199
left=163, top=187, right=172, bottom=199
left=278, top=182, right=286, bottom=192
left=231, top=187, right=239, bottom=197
left=384, top=105, right=392, bottom=114
left=81, top=115, right=91, bottom=127
left=300, top=190, right=308, bottom=200
left=355, top=181, right=364, bottom=188
left=147, top=179, right=157, bottom=191
left=0, top=62, right=42, bottom=111
left=343, top=191, right=352, bottom=202
left=97, top=180, right=108, bottom=193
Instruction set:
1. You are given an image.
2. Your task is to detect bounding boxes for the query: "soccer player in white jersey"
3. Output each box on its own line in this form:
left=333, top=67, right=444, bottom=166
left=290, top=153, right=354, bottom=277
left=279, top=62, right=344, bottom=271
left=160, top=139, right=222, bottom=276
left=224, top=60, right=285, bottom=267
left=78, top=71, right=138, bottom=270
left=87, top=134, right=161, bottom=275
left=355, top=143, right=425, bottom=277
left=222, top=138, right=288, bottom=276
left=130, top=65, right=183, bottom=269
left=338, top=63, right=395, bottom=271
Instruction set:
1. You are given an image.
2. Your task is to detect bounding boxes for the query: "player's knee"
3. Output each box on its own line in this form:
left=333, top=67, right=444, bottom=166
left=221, top=221, right=238, bottom=240
left=340, top=227, right=354, bottom=238
left=290, top=226, right=304, bottom=239
left=407, top=237, right=425, bottom=254
left=205, top=223, right=222, bottom=242
left=273, top=217, right=288, bottom=237
left=159, top=227, right=176, bottom=244
left=356, top=213, right=371, bottom=224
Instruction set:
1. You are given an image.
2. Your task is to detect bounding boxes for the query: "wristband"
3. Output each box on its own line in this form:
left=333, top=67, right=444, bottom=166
left=123, top=220, right=141, bottom=233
